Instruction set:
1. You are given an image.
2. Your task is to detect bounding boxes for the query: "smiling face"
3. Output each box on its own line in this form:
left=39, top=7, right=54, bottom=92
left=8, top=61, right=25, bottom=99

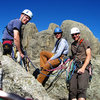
left=20, top=14, right=31, bottom=24
left=71, top=33, right=80, bottom=41
left=54, top=32, right=62, bottom=39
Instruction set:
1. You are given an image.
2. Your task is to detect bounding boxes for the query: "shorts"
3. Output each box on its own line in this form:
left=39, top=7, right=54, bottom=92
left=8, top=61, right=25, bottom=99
left=69, top=70, right=89, bottom=100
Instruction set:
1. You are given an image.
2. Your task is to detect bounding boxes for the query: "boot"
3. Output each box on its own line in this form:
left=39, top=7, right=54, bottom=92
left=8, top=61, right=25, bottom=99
left=33, top=68, right=40, bottom=79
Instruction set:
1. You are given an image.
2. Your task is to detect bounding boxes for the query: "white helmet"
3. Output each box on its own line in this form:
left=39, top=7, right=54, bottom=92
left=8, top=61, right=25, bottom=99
left=22, top=9, right=33, bottom=19
left=71, top=27, right=80, bottom=34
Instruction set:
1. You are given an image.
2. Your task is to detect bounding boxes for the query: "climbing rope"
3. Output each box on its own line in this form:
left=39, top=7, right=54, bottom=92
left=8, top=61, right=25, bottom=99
left=66, top=60, right=76, bottom=83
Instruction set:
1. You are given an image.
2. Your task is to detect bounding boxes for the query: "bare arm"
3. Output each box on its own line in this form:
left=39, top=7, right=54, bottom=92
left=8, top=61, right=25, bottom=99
left=13, top=30, right=24, bottom=58
left=78, top=48, right=91, bottom=74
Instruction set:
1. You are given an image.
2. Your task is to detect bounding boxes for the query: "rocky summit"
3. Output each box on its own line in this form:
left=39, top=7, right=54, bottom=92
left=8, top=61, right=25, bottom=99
left=0, top=20, right=100, bottom=100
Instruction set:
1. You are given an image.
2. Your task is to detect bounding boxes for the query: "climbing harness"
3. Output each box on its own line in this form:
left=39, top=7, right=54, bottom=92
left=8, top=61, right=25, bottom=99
left=46, top=58, right=70, bottom=72
left=37, top=58, right=68, bottom=77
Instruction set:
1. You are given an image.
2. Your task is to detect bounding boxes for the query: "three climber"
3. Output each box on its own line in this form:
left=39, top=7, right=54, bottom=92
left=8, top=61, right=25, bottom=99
left=1, top=9, right=92, bottom=100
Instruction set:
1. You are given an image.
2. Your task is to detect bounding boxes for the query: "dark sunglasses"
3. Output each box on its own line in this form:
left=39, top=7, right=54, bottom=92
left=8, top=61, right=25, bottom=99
left=71, top=33, right=79, bottom=36
left=54, top=32, right=62, bottom=35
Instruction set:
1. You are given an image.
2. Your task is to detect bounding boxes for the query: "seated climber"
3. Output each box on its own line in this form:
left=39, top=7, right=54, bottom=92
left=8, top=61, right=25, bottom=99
left=2, top=9, right=33, bottom=61
left=36, top=27, right=69, bottom=86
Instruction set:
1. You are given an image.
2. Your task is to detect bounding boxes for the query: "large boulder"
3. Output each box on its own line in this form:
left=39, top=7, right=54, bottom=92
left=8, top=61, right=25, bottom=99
left=48, top=23, right=59, bottom=32
left=21, top=22, right=38, bottom=53
left=1, top=56, right=54, bottom=100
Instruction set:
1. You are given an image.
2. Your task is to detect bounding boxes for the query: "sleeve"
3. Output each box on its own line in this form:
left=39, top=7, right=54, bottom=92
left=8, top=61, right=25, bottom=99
left=83, top=40, right=90, bottom=50
left=51, top=40, right=58, bottom=53
left=13, top=19, right=22, bottom=32
left=52, top=47, right=56, bottom=53
left=50, top=39, right=68, bottom=60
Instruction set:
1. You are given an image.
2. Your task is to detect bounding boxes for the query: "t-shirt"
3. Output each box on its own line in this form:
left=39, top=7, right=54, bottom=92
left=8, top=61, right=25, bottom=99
left=71, top=39, right=90, bottom=62
left=2, top=19, right=22, bottom=40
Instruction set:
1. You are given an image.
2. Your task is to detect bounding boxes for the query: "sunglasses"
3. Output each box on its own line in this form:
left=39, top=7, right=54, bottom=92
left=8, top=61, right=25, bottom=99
left=71, top=33, right=79, bottom=37
left=54, top=32, right=62, bottom=35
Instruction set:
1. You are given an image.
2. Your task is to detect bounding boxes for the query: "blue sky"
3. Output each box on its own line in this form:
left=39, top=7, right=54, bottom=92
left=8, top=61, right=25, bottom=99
left=0, top=0, right=100, bottom=42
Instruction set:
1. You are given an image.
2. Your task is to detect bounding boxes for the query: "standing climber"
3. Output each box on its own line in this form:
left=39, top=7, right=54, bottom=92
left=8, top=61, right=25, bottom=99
left=69, top=27, right=91, bottom=100
left=2, top=9, right=33, bottom=59
left=36, top=27, right=69, bottom=86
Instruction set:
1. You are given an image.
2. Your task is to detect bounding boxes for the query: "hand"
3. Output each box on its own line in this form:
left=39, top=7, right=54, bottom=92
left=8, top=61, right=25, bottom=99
left=48, top=59, right=51, bottom=62
left=20, top=53, right=24, bottom=59
left=46, top=59, right=51, bottom=64
left=77, top=67, right=85, bottom=74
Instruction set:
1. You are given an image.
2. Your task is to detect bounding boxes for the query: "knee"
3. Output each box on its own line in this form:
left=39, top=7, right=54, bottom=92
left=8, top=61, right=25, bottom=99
left=40, top=51, right=46, bottom=56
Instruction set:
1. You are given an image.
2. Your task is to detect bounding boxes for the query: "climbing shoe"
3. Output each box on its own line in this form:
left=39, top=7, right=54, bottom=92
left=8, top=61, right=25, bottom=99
left=33, top=68, right=40, bottom=79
